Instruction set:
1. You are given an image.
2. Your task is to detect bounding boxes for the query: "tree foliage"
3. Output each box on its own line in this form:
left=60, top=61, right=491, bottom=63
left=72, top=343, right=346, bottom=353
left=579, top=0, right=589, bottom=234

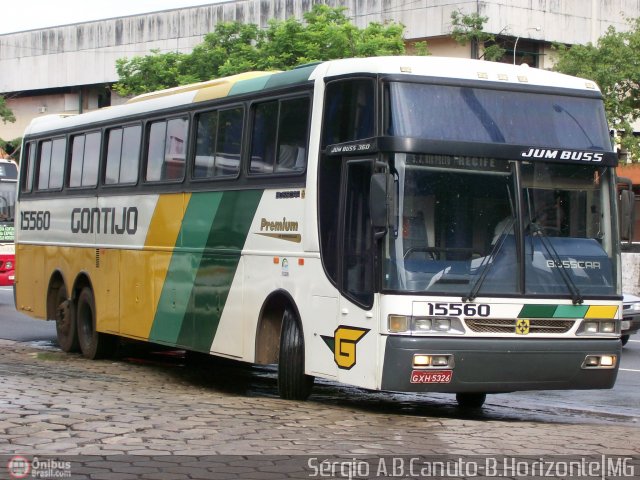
left=0, top=96, right=15, bottom=125
left=553, top=18, right=640, bottom=160
left=450, top=10, right=505, bottom=61
left=114, top=5, right=410, bottom=96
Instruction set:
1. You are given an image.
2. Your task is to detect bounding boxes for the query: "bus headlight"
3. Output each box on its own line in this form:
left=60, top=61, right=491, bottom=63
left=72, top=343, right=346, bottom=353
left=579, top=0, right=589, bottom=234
left=387, top=315, right=465, bottom=335
left=577, top=319, right=619, bottom=336
left=388, top=315, right=409, bottom=333
left=582, top=354, right=617, bottom=369
left=412, top=353, right=454, bottom=369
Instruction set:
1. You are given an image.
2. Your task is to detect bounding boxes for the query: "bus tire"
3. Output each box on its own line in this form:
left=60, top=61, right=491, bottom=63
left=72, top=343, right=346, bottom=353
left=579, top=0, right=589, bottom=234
left=621, top=335, right=630, bottom=346
left=278, top=308, right=314, bottom=400
left=456, top=393, right=486, bottom=409
left=53, top=285, right=78, bottom=353
left=76, top=287, right=116, bottom=360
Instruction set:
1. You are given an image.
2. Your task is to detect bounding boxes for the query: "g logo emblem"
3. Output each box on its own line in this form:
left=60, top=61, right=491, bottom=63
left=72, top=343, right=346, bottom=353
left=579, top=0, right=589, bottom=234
left=321, top=326, right=369, bottom=370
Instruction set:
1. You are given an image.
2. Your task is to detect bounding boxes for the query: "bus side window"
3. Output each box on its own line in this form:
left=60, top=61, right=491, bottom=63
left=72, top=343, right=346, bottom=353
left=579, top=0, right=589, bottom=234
left=104, top=125, right=141, bottom=186
left=69, top=132, right=100, bottom=188
left=249, top=96, right=309, bottom=175
left=275, top=97, right=310, bottom=173
left=250, top=101, right=278, bottom=174
left=36, top=137, right=65, bottom=191
left=193, top=107, right=243, bottom=179
left=145, top=118, right=188, bottom=182
left=322, top=79, right=374, bottom=147
left=21, top=141, right=36, bottom=192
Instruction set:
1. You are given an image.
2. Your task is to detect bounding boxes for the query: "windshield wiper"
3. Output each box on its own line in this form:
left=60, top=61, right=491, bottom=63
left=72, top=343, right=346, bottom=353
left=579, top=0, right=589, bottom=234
left=529, top=223, right=584, bottom=305
left=463, top=217, right=515, bottom=303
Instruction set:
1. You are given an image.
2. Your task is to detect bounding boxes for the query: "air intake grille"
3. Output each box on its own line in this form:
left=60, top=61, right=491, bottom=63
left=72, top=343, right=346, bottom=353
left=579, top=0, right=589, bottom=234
left=465, top=318, right=575, bottom=334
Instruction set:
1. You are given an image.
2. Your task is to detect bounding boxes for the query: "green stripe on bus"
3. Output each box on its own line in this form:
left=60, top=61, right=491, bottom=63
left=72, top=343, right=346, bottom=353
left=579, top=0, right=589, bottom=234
left=229, top=76, right=272, bottom=96
left=263, top=65, right=316, bottom=90
left=553, top=305, right=590, bottom=318
left=149, top=192, right=223, bottom=345
left=151, top=189, right=263, bottom=351
left=518, top=304, right=557, bottom=318
left=178, top=189, right=263, bottom=351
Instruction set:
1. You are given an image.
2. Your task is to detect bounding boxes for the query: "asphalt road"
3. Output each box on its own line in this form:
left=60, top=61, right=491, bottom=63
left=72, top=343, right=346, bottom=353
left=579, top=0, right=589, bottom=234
left=1, top=286, right=639, bottom=424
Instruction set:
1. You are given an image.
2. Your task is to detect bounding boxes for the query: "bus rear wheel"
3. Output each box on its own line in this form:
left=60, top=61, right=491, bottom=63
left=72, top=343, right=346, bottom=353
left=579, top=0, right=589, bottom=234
left=278, top=308, right=314, bottom=400
left=456, top=393, right=486, bottom=409
left=76, top=287, right=116, bottom=360
left=52, top=285, right=78, bottom=352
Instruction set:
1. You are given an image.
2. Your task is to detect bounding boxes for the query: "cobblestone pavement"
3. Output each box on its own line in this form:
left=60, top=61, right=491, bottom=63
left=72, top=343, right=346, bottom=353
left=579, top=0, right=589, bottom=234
left=0, top=339, right=639, bottom=478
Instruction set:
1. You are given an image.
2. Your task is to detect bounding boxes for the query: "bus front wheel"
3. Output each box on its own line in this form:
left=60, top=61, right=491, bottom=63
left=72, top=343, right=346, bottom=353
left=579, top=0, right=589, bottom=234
left=53, top=285, right=78, bottom=353
left=76, top=287, right=116, bottom=360
left=278, top=308, right=314, bottom=400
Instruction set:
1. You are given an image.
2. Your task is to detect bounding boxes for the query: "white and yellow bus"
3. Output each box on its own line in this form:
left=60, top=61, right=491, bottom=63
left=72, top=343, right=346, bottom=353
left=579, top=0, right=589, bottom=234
left=16, top=57, right=623, bottom=407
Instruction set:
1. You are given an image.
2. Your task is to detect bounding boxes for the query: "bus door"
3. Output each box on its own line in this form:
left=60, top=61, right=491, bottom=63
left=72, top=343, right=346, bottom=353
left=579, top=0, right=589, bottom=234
left=335, top=157, right=378, bottom=388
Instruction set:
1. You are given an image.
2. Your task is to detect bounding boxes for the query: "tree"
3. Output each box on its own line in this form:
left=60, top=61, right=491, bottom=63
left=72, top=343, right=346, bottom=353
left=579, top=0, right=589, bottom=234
left=553, top=18, right=640, bottom=160
left=114, top=5, right=410, bottom=96
left=0, top=96, right=15, bottom=125
left=450, top=10, right=505, bottom=61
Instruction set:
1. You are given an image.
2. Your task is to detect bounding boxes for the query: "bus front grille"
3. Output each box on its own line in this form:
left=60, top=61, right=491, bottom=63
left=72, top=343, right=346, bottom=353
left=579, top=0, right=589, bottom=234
left=464, top=318, right=576, bottom=334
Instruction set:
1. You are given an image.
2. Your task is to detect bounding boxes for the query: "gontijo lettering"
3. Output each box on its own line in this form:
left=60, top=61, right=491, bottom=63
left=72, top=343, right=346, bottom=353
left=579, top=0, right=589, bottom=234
left=71, top=207, right=138, bottom=234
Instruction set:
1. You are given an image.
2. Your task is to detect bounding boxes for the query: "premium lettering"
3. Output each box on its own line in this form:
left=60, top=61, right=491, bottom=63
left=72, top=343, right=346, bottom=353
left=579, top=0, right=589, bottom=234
left=260, top=217, right=298, bottom=232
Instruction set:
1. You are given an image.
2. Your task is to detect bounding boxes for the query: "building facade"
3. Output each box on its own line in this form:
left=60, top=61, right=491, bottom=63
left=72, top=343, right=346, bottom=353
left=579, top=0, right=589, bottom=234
left=1, top=0, right=638, bottom=140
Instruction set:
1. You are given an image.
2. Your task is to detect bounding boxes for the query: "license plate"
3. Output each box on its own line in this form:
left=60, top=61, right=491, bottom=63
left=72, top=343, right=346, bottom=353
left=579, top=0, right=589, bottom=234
left=410, top=370, right=452, bottom=384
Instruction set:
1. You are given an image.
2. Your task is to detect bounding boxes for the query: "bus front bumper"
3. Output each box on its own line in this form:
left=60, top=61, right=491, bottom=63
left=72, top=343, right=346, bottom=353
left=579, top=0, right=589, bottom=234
left=381, top=336, right=620, bottom=393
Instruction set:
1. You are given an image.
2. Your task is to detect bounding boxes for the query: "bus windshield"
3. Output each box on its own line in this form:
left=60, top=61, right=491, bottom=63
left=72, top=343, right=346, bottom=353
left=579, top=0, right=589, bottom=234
left=383, top=155, right=617, bottom=298
left=386, top=82, right=611, bottom=150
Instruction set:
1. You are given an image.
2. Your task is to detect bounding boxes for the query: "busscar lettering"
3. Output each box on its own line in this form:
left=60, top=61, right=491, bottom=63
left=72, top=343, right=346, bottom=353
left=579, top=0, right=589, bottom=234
left=71, top=207, right=138, bottom=235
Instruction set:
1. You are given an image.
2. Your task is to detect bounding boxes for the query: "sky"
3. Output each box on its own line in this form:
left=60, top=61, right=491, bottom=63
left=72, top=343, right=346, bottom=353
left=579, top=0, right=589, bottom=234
left=0, top=0, right=227, bottom=35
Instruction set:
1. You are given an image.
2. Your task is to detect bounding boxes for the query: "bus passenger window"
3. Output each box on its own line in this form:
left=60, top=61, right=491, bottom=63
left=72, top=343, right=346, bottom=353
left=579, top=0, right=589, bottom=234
left=146, top=118, right=188, bottom=182
left=36, top=137, right=66, bottom=191
left=275, top=97, right=309, bottom=173
left=105, top=125, right=141, bottom=185
left=250, top=97, right=309, bottom=175
left=21, top=142, right=36, bottom=192
left=193, top=107, right=243, bottom=179
left=69, top=132, right=100, bottom=188
left=250, top=101, right=278, bottom=174
left=37, top=141, right=52, bottom=190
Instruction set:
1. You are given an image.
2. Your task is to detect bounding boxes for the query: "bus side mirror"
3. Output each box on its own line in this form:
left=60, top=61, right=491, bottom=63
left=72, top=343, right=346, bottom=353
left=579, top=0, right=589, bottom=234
left=370, top=173, right=397, bottom=236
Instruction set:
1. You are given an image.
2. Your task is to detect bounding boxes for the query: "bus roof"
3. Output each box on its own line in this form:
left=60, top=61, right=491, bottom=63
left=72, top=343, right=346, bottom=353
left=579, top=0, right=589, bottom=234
left=23, top=56, right=601, bottom=137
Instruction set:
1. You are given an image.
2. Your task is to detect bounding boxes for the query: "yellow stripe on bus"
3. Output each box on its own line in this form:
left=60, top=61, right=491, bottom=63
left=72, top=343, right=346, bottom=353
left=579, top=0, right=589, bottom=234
left=193, top=71, right=273, bottom=103
left=119, top=193, right=190, bottom=340
left=584, top=305, right=618, bottom=319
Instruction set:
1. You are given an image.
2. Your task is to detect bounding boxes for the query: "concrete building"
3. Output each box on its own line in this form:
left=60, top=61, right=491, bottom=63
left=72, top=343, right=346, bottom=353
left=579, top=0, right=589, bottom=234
left=1, top=0, right=638, bottom=140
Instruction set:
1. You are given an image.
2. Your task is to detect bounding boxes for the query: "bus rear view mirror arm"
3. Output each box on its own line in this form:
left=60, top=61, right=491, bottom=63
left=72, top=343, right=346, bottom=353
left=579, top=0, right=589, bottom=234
left=370, top=172, right=397, bottom=237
